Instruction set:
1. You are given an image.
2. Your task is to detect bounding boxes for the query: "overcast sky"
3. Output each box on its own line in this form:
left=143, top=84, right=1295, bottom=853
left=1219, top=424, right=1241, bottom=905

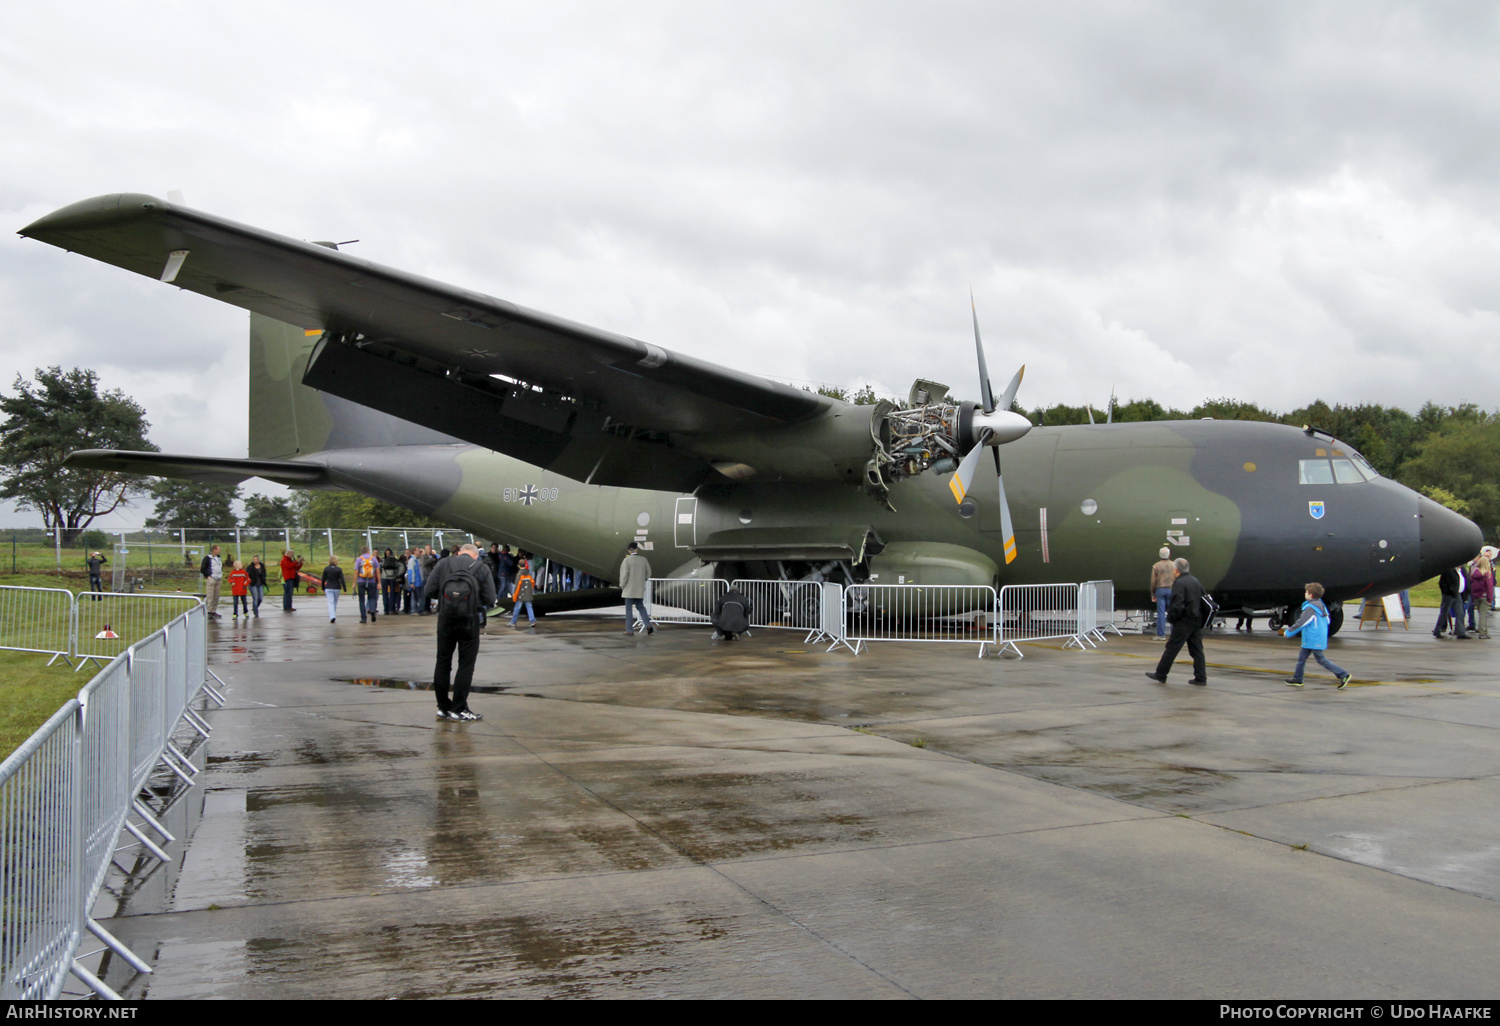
left=4, top=1, right=1499, bottom=526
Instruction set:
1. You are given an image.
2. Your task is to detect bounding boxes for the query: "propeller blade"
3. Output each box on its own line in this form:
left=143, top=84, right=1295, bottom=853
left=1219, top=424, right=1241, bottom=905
left=996, top=364, right=1024, bottom=413
left=971, top=290, right=995, bottom=414
left=993, top=448, right=1018, bottom=565
left=948, top=439, right=988, bottom=504
left=1086, top=404, right=1095, bottom=425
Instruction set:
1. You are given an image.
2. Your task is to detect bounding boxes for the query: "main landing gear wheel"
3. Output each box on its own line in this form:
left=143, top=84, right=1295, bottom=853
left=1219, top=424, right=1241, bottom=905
left=1328, top=603, right=1344, bottom=636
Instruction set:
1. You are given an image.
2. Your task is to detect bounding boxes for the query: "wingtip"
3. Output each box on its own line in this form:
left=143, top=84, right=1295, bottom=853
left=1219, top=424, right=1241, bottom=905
left=19, top=193, right=165, bottom=240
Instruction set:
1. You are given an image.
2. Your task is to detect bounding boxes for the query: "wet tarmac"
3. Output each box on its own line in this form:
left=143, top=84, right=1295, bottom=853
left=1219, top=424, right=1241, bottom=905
left=89, top=607, right=1500, bottom=998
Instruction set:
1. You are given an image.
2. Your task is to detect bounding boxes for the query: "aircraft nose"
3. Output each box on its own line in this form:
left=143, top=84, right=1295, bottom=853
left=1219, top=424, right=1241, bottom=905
left=1417, top=494, right=1484, bottom=579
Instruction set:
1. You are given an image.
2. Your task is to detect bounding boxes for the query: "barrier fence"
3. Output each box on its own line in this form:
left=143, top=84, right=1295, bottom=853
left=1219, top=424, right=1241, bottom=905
left=729, top=579, right=822, bottom=634
left=645, top=578, right=726, bottom=624
left=0, top=586, right=75, bottom=664
left=1079, top=581, right=1123, bottom=643
left=0, top=596, right=220, bottom=999
left=74, top=594, right=203, bottom=668
left=846, top=584, right=999, bottom=657
left=0, top=588, right=202, bottom=670
left=998, top=583, right=1091, bottom=654
left=630, top=577, right=1120, bottom=660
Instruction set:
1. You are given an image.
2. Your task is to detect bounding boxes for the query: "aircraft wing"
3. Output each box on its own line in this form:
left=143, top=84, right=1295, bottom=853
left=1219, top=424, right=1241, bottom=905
left=20, top=196, right=832, bottom=466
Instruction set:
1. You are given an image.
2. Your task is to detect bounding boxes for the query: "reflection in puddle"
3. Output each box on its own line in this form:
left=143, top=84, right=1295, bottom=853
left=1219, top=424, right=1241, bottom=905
left=338, top=677, right=511, bottom=694
left=383, top=845, right=439, bottom=889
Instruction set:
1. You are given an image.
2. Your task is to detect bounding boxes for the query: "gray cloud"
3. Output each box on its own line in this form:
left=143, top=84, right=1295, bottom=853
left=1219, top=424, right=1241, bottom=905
left=5, top=1, right=1500, bottom=524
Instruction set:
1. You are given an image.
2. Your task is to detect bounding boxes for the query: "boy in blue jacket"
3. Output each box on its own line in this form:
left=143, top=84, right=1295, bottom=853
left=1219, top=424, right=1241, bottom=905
left=1282, top=582, right=1352, bottom=688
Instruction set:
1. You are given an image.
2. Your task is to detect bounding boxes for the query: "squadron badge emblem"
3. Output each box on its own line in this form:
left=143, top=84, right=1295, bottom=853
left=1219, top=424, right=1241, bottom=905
left=1308, top=501, right=1325, bottom=520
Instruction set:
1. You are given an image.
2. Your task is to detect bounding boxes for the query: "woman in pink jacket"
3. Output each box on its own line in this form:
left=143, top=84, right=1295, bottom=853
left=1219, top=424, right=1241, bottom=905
left=1470, top=555, right=1494, bottom=639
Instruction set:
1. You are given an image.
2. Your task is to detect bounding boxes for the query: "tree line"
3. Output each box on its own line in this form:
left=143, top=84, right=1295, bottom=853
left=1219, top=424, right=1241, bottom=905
left=6, top=366, right=1498, bottom=543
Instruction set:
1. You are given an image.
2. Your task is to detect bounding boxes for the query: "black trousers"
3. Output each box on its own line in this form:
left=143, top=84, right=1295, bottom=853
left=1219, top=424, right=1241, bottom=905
left=434, top=619, right=481, bottom=713
left=1155, top=619, right=1206, bottom=680
left=1436, top=595, right=1467, bottom=637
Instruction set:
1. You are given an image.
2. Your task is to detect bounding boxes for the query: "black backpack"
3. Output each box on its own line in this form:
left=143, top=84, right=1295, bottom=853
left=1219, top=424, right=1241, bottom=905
left=439, top=562, right=481, bottom=627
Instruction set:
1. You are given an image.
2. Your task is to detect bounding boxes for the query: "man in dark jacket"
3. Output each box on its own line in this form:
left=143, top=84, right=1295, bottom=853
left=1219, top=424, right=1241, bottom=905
left=423, top=543, right=497, bottom=722
left=86, top=551, right=107, bottom=599
left=711, top=586, right=753, bottom=641
left=1435, top=565, right=1470, bottom=639
left=1146, top=558, right=1208, bottom=685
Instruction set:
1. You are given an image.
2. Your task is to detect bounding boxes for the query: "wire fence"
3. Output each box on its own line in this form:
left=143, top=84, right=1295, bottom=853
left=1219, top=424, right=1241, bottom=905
left=0, top=599, right=216, bottom=1000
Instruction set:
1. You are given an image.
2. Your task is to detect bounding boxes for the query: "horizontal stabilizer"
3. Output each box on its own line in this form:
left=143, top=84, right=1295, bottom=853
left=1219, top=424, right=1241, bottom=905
left=65, top=449, right=330, bottom=487
left=492, top=586, right=624, bottom=617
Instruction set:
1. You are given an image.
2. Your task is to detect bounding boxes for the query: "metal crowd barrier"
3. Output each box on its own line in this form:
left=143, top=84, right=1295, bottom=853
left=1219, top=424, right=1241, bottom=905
left=640, top=578, right=1119, bottom=661
left=0, top=599, right=221, bottom=1000
left=0, top=587, right=202, bottom=670
left=0, top=586, right=77, bottom=665
left=845, top=584, right=999, bottom=657
left=1080, top=580, right=1123, bottom=642
left=644, top=578, right=726, bottom=624
left=729, top=579, right=823, bottom=635
left=998, top=583, right=1091, bottom=655
left=74, top=593, right=202, bottom=669
left=0, top=701, right=80, bottom=999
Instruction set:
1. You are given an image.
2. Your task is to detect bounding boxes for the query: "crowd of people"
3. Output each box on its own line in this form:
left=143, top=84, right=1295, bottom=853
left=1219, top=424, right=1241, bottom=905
left=1431, top=546, right=1497, bottom=640
left=1146, top=545, right=1500, bottom=689
left=279, top=542, right=540, bottom=624
left=191, top=540, right=579, bottom=623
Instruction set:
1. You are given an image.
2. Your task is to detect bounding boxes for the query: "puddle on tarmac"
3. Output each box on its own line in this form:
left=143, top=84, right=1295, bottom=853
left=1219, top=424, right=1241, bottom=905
left=338, top=677, right=511, bottom=695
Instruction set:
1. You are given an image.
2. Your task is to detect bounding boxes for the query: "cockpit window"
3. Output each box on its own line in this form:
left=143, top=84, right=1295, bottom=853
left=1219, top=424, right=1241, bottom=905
left=1347, top=452, right=1379, bottom=480
left=1332, top=459, right=1364, bottom=484
left=1299, top=459, right=1335, bottom=484
left=1301, top=457, right=1375, bottom=484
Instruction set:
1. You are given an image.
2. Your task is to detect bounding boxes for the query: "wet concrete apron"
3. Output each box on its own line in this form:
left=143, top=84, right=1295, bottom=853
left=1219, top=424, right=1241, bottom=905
left=99, top=608, right=1500, bottom=998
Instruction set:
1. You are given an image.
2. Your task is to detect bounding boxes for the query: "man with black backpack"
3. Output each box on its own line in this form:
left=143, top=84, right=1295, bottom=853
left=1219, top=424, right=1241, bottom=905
left=422, top=543, right=497, bottom=722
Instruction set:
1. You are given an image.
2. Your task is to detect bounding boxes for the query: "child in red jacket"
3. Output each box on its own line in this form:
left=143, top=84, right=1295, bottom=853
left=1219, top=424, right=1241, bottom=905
left=229, top=561, right=251, bottom=619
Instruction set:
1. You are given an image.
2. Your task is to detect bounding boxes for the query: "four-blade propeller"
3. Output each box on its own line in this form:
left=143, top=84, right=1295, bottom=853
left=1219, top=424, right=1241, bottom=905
left=946, top=294, right=1031, bottom=564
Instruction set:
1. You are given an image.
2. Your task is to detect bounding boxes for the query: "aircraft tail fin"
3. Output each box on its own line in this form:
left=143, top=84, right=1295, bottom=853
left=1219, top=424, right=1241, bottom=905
left=249, top=312, right=455, bottom=458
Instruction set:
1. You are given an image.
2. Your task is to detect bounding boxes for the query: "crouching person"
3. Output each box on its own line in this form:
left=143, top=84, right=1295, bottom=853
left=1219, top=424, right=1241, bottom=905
left=711, top=586, right=753, bottom=641
left=424, top=543, right=497, bottom=722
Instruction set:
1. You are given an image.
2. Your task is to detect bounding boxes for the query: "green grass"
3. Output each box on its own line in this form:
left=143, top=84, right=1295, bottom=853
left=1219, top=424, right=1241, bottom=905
left=1406, top=578, right=1441, bottom=608
left=0, top=651, right=87, bottom=758
left=0, top=579, right=205, bottom=758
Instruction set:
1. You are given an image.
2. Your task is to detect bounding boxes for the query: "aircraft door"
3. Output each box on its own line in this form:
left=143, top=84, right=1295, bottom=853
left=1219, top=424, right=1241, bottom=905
left=674, top=497, right=697, bottom=548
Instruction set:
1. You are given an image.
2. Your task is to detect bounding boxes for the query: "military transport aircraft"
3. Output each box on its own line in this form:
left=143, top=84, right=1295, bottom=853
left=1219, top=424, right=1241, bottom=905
left=19, top=194, right=1483, bottom=633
